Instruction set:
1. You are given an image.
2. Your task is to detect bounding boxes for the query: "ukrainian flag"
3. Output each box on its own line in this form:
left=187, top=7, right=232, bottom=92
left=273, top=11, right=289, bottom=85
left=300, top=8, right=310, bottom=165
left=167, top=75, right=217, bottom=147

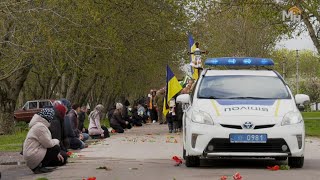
left=163, top=65, right=183, bottom=116
left=189, top=33, right=198, bottom=80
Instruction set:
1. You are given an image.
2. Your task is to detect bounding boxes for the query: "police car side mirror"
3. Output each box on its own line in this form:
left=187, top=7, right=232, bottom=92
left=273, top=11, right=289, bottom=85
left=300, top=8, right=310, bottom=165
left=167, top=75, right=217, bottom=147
left=176, top=94, right=190, bottom=104
left=295, top=94, right=310, bottom=105
left=297, top=104, right=305, bottom=111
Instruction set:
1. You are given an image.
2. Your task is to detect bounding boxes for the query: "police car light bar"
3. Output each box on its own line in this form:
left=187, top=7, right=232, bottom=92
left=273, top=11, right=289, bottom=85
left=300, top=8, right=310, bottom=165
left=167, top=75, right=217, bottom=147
left=205, top=57, right=274, bottom=66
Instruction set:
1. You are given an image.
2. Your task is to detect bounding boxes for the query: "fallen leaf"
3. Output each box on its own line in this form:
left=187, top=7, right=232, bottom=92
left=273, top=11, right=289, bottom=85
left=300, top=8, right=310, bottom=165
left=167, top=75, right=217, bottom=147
left=280, top=165, right=290, bottom=170
left=96, top=166, right=112, bottom=171
left=129, top=167, right=139, bottom=170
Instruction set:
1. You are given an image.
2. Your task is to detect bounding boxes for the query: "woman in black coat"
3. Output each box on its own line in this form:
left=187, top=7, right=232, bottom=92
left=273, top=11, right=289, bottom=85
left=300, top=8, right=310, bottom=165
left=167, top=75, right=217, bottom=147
left=49, top=103, right=68, bottom=152
left=110, top=103, right=130, bottom=133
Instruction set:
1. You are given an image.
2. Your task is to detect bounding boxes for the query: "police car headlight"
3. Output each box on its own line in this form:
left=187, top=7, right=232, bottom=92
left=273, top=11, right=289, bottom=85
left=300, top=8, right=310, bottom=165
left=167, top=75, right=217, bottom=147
left=281, top=111, right=303, bottom=126
left=191, top=110, right=214, bottom=125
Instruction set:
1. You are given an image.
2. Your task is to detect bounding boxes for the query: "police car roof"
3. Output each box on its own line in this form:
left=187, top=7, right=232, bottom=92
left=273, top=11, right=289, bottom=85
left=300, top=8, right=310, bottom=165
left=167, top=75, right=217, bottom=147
left=204, top=70, right=277, bottom=77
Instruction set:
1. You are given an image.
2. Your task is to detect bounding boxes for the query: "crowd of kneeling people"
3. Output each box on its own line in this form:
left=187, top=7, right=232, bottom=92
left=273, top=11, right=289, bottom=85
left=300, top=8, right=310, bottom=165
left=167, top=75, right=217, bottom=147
left=22, top=98, right=148, bottom=174
left=21, top=79, right=194, bottom=174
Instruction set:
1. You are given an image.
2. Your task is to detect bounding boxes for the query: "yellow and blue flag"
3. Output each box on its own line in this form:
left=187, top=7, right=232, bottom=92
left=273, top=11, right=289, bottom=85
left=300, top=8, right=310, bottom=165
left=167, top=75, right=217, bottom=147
left=189, top=33, right=198, bottom=80
left=163, top=65, right=183, bottom=116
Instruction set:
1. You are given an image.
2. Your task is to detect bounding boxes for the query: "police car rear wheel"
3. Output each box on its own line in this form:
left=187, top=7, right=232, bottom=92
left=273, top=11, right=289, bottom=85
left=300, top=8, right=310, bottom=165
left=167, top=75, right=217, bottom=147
left=288, top=157, right=304, bottom=168
left=185, top=156, right=200, bottom=167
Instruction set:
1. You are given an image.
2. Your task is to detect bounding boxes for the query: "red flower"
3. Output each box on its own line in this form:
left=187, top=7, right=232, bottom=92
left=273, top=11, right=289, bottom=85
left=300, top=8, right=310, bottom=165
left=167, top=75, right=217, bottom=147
left=233, top=172, right=242, bottom=180
left=87, top=177, right=96, bottom=180
left=172, top=156, right=183, bottom=166
left=66, top=151, right=73, bottom=156
left=267, top=165, right=280, bottom=171
left=221, top=175, right=228, bottom=180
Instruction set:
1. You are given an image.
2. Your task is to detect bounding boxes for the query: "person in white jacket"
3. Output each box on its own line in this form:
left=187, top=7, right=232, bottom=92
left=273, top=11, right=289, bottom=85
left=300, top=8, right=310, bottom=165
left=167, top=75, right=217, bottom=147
left=23, top=108, right=67, bottom=174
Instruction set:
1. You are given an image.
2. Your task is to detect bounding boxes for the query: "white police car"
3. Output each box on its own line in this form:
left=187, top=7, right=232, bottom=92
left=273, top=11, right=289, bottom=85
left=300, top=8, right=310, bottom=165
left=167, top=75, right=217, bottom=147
left=177, top=57, right=310, bottom=168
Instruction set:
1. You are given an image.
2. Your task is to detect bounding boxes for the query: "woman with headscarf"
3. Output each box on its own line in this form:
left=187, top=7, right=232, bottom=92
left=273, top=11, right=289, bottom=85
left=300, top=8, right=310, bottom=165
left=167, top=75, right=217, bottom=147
left=88, top=104, right=109, bottom=138
left=110, top=103, right=129, bottom=133
left=49, top=102, right=68, bottom=152
left=23, top=108, right=67, bottom=174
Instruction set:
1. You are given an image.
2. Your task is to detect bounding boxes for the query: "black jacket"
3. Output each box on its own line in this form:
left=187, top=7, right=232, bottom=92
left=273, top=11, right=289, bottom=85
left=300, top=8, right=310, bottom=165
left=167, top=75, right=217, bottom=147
left=49, top=109, right=67, bottom=151
left=67, top=110, right=80, bottom=137
left=64, top=112, right=77, bottom=138
left=110, top=110, right=126, bottom=126
left=78, top=111, right=86, bottom=130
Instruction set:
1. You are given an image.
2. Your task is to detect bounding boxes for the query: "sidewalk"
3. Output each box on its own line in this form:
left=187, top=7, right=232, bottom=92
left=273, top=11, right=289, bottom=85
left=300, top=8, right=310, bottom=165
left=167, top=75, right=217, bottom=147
left=1, top=123, right=182, bottom=180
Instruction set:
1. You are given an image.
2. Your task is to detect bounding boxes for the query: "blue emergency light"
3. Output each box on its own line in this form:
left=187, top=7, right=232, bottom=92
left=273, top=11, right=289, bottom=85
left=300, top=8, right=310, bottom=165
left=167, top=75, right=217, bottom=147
left=205, top=57, right=274, bottom=66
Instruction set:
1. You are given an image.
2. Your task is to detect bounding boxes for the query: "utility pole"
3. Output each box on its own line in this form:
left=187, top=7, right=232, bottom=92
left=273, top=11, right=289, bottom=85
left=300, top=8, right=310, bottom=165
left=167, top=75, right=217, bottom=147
left=296, top=49, right=299, bottom=94
left=282, top=56, right=286, bottom=80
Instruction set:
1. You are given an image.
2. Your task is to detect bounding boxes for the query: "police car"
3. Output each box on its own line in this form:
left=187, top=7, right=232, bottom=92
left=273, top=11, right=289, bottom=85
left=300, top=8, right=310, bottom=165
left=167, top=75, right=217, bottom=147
left=177, top=57, right=310, bottom=168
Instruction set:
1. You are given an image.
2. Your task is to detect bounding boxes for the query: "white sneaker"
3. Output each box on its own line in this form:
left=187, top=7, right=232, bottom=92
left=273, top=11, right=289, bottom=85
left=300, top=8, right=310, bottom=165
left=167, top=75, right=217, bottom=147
left=152, top=120, right=156, bottom=123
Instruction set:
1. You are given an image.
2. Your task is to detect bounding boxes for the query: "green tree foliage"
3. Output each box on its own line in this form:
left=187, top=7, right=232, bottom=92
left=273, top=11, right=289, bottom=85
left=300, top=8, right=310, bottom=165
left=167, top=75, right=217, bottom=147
left=0, top=0, right=188, bottom=134
left=190, top=0, right=292, bottom=57
left=271, top=49, right=320, bottom=101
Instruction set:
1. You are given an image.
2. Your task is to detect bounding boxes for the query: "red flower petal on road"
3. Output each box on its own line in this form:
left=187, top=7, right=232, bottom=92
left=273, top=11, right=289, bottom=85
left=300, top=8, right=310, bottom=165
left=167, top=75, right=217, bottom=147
left=172, top=156, right=182, bottom=166
left=233, top=172, right=242, bottom=180
left=267, top=165, right=280, bottom=171
left=221, top=175, right=228, bottom=180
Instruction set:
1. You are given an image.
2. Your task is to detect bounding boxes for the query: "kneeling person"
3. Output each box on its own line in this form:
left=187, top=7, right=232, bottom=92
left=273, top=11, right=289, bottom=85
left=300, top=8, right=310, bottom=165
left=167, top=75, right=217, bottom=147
left=23, top=108, right=67, bottom=174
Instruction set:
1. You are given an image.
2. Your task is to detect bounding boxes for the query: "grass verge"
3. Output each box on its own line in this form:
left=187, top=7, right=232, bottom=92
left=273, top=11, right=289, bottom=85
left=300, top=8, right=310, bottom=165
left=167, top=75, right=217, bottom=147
left=0, top=130, right=27, bottom=152
left=0, top=116, right=110, bottom=152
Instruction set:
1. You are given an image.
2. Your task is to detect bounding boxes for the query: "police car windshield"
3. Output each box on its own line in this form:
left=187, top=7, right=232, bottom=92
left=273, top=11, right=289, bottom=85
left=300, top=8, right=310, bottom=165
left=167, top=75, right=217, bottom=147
left=198, top=75, right=290, bottom=99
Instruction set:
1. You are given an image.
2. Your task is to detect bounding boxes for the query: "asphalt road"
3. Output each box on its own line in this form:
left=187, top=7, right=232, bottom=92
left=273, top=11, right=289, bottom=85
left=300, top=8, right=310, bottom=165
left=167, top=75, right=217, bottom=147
left=1, top=124, right=320, bottom=180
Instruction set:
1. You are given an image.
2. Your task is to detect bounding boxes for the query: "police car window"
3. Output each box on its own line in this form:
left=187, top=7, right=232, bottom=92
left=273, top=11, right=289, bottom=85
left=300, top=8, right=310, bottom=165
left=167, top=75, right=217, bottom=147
left=198, top=75, right=290, bottom=99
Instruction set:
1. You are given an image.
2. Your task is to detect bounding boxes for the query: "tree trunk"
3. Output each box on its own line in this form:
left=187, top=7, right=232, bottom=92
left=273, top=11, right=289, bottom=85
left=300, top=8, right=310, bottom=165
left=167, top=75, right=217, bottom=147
left=96, top=78, right=108, bottom=103
left=297, top=4, right=320, bottom=53
left=79, top=73, right=99, bottom=106
left=66, top=71, right=80, bottom=102
left=0, top=110, right=15, bottom=135
left=0, top=60, right=32, bottom=134
left=18, top=87, right=25, bottom=108
left=49, top=76, right=61, bottom=98
left=61, top=73, right=67, bottom=98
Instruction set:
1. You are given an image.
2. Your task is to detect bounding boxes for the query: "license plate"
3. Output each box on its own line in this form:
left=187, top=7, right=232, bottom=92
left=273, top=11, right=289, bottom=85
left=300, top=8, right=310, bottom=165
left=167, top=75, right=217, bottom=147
left=230, top=134, right=267, bottom=143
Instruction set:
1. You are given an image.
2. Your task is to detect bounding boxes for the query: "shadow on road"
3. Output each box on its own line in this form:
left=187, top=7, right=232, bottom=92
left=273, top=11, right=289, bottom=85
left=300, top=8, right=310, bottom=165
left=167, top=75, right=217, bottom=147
left=198, top=158, right=288, bottom=169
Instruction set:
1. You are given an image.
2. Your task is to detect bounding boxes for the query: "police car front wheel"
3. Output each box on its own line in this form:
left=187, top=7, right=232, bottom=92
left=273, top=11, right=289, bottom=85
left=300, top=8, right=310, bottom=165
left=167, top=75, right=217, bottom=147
left=288, top=157, right=304, bottom=168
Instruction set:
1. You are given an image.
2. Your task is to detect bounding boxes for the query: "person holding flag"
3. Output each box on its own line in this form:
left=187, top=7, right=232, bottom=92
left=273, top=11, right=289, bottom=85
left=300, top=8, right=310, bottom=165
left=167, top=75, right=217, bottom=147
left=163, top=65, right=182, bottom=133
